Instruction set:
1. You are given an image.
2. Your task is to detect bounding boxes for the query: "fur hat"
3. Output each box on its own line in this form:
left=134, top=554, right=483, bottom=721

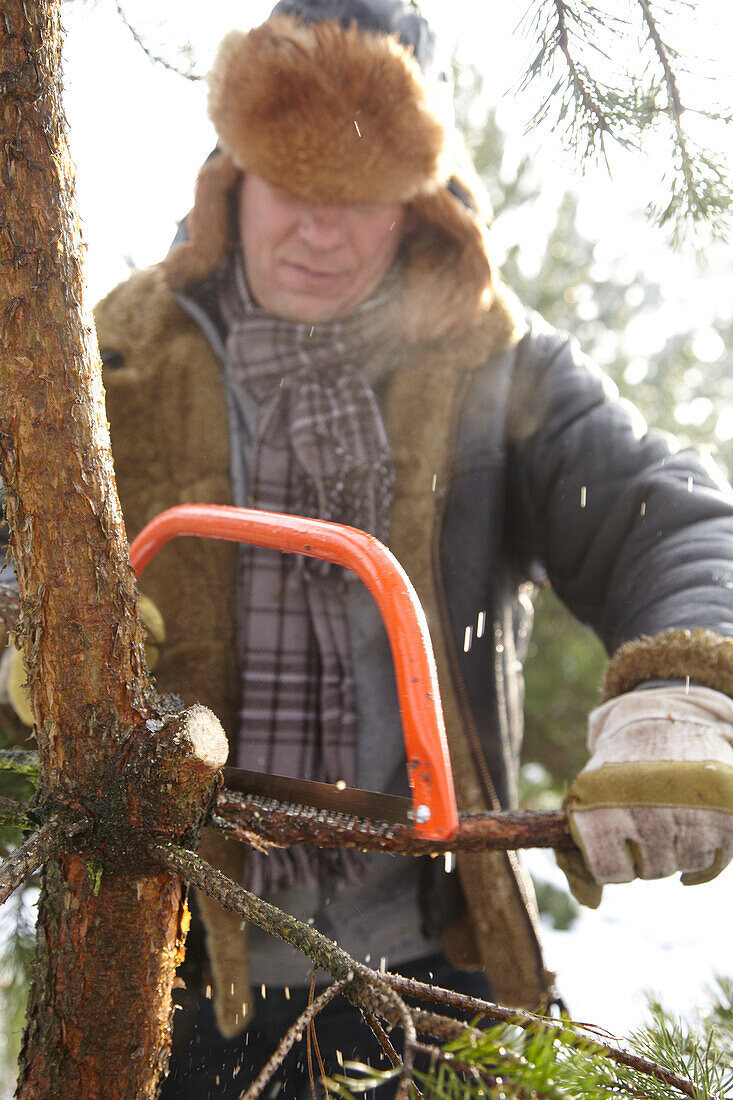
left=161, top=1, right=494, bottom=341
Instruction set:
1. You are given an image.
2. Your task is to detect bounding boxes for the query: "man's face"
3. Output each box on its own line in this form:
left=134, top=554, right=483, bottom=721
left=237, top=174, right=408, bottom=323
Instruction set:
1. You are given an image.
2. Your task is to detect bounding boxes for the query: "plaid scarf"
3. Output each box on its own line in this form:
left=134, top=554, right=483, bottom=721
left=217, top=251, right=403, bottom=893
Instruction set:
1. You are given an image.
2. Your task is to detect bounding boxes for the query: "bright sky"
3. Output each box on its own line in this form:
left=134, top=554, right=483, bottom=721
left=58, top=0, right=733, bottom=1040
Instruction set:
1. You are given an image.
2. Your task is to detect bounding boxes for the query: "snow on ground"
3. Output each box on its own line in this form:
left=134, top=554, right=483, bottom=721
left=526, top=849, right=733, bottom=1037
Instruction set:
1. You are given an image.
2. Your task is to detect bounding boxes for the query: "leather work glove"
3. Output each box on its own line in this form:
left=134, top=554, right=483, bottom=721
left=0, top=593, right=165, bottom=728
left=557, top=684, right=733, bottom=908
left=0, top=644, right=33, bottom=727
left=137, top=592, right=166, bottom=670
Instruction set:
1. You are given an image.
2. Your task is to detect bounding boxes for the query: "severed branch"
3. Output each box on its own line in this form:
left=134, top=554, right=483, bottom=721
left=213, top=788, right=575, bottom=856
left=0, top=821, right=63, bottom=906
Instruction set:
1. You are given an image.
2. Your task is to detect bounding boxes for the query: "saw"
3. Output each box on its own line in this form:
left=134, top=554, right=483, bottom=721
left=130, top=503, right=570, bottom=851
left=218, top=766, right=575, bottom=853
left=221, top=766, right=415, bottom=826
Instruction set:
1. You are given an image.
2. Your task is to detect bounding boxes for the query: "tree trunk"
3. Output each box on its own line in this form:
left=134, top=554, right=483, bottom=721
left=0, top=3, right=226, bottom=1095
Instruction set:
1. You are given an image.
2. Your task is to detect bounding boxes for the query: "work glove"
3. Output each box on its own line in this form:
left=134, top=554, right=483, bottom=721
left=0, top=593, right=166, bottom=728
left=557, top=684, right=733, bottom=908
left=0, top=643, right=33, bottom=727
left=137, top=592, right=166, bottom=670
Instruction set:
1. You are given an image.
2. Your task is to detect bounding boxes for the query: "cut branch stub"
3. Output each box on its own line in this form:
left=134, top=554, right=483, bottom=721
left=72, top=703, right=229, bottom=861
left=135, top=703, right=229, bottom=840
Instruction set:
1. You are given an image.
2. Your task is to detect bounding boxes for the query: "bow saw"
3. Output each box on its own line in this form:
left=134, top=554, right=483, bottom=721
left=129, top=504, right=575, bottom=854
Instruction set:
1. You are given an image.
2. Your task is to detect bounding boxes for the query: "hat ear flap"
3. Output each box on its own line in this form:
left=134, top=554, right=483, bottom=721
left=403, top=186, right=493, bottom=342
left=161, top=152, right=241, bottom=289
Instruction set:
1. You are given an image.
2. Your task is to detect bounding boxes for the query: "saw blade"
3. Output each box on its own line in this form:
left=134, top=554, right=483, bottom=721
left=222, top=767, right=413, bottom=826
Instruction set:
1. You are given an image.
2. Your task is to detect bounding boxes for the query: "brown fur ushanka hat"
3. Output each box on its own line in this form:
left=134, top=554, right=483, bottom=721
left=161, top=3, right=494, bottom=341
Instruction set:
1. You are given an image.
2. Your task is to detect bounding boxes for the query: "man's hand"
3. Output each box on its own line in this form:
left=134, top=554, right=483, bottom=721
left=557, top=685, right=733, bottom=908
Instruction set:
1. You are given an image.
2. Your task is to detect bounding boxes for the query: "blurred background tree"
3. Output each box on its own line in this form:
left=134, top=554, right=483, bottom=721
left=458, top=62, right=733, bottom=794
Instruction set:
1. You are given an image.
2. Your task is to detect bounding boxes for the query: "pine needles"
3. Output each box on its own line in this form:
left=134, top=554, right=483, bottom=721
left=325, top=988, right=733, bottom=1099
left=517, top=0, right=733, bottom=247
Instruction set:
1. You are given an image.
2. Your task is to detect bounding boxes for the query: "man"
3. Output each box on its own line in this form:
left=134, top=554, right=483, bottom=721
left=5, top=0, right=733, bottom=1095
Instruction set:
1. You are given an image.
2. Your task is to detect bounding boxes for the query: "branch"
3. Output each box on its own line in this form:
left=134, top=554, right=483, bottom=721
left=155, top=843, right=709, bottom=1100
left=0, top=749, right=40, bottom=778
left=153, top=841, right=367, bottom=980
left=411, top=1039, right=500, bottom=1091
left=362, top=1009, right=402, bottom=1070
left=636, top=0, right=695, bottom=185
left=553, top=0, right=612, bottom=134
left=0, top=794, right=33, bottom=829
left=213, top=790, right=575, bottom=855
left=0, top=822, right=63, bottom=905
left=112, top=2, right=202, bottom=82
left=386, top=977, right=710, bottom=1100
left=154, top=842, right=437, bottom=1095
left=637, top=0, right=683, bottom=121
left=241, top=980, right=348, bottom=1100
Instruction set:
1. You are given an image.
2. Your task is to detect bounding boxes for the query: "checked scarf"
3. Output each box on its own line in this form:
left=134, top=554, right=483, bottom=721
left=217, top=250, right=404, bottom=893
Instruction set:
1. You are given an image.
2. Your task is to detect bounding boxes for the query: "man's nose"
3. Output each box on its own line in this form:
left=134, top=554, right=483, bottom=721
left=296, top=207, right=346, bottom=249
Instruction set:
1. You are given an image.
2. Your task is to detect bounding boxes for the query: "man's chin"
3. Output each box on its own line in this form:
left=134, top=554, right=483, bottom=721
left=268, top=289, right=351, bottom=324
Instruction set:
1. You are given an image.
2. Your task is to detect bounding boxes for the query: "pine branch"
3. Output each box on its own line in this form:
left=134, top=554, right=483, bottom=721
left=213, top=790, right=574, bottom=854
left=552, top=0, right=612, bottom=137
left=387, top=979, right=713, bottom=1100
left=154, top=841, right=369, bottom=979
left=518, top=0, right=732, bottom=243
left=0, top=794, right=32, bottom=830
left=385, top=986, right=418, bottom=1100
left=112, top=1, right=202, bottom=82
left=362, top=1010, right=402, bottom=1071
left=410, top=1039, right=501, bottom=1092
left=154, top=841, right=422, bottom=1072
left=0, top=822, right=62, bottom=906
left=0, top=750, right=40, bottom=778
left=155, top=842, right=717, bottom=1100
left=636, top=0, right=699, bottom=221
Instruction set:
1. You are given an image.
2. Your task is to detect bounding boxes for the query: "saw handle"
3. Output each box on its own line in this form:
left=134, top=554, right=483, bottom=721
left=129, top=504, right=459, bottom=842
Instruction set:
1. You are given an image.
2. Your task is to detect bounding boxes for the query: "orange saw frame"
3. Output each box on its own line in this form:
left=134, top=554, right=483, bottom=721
left=129, top=503, right=459, bottom=842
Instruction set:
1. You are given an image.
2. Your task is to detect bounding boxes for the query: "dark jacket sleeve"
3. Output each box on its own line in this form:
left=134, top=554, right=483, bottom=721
left=504, top=315, right=733, bottom=655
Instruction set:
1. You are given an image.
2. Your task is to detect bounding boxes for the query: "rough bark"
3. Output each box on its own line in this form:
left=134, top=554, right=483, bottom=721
left=215, top=789, right=576, bottom=854
left=0, top=2, right=227, bottom=1096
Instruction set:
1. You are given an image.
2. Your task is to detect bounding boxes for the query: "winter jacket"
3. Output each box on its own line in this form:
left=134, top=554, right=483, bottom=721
left=94, top=263, right=733, bottom=1024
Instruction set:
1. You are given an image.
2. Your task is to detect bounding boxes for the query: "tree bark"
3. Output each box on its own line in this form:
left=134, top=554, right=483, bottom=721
left=0, top=2, right=227, bottom=1095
